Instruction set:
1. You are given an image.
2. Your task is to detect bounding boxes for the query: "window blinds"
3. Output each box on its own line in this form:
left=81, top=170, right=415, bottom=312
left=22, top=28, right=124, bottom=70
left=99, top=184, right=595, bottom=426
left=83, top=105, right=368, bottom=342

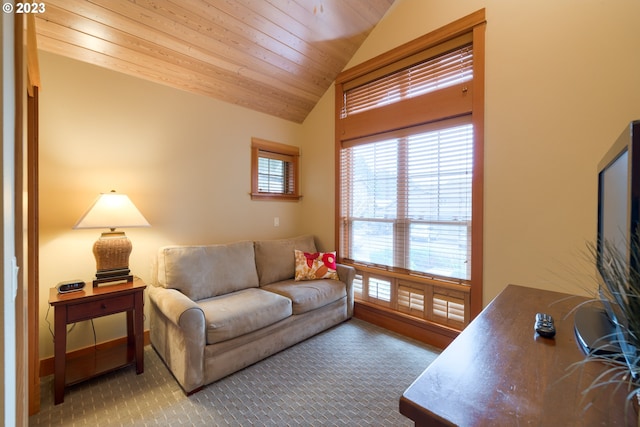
left=342, top=43, right=473, bottom=118
left=257, top=157, right=286, bottom=193
left=406, top=124, right=473, bottom=279
left=340, top=121, right=473, bottom=281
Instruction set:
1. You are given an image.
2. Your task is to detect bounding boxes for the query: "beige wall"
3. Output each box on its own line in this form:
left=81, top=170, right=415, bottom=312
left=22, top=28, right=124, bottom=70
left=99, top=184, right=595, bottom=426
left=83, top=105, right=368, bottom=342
left=38, top=0, right=640, bottom=357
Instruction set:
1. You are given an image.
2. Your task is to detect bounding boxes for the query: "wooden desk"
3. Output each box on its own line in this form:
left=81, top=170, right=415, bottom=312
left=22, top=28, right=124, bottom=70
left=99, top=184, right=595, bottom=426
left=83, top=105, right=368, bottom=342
left=48, top=278, right=146, bottom=404
left=400, top=284, right=637, bottom=426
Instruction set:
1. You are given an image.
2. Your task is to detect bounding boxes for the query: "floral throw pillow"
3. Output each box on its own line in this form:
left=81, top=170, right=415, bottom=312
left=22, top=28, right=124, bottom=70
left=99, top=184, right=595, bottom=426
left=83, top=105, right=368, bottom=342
left=294, top=250, right=339, bottom=281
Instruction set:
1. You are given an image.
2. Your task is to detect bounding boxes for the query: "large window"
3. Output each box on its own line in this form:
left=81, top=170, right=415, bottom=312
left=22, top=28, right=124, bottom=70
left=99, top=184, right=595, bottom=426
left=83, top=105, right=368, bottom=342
left=335, top=10, right=485, bottom=331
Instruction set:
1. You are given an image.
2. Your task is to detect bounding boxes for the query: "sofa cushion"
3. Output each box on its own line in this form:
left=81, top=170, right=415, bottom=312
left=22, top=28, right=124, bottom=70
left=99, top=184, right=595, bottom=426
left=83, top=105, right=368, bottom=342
left=294, top=250, right=339, bottom=281
left=254, top=235, right=317, bottom=285
left=198, top=288, right=292, bottom=345
left=261, top=279, right=346, bottom=315
left=156, top=241, right=259, bottom=301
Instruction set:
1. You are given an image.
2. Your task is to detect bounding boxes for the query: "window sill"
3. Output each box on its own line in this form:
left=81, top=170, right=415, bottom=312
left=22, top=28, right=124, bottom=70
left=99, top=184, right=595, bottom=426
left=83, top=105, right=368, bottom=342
left=250, top=192, right=302, bottom=201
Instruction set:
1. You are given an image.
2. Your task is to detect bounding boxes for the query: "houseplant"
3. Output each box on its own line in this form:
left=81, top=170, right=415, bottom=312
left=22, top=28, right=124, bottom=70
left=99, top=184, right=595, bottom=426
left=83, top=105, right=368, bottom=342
left=577, top=231, right=640, bottom=424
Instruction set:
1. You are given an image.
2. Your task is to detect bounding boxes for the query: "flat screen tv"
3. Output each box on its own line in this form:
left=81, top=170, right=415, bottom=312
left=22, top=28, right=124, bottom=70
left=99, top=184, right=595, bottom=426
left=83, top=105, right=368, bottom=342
left=575, top=120, right=640, bottom=379
left=597, top=120, right=640, bottom=277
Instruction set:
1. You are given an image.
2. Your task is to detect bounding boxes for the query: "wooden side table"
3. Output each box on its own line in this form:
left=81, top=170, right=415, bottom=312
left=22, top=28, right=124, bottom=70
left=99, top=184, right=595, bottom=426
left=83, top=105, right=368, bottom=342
left=48, top=277, right=146, bottom=404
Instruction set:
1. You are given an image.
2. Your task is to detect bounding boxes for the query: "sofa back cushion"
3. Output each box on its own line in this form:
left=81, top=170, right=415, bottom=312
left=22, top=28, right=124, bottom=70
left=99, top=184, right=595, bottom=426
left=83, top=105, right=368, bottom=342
left=254, top=235, right=317, bottom=286
left=156, top=241, right=259, bottom=301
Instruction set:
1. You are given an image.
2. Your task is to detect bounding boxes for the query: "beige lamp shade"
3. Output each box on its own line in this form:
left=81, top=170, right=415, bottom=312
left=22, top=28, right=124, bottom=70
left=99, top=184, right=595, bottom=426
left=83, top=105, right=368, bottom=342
left=74, top=191, right=150, bottom=286
left=73, top=191, right=150, bottom=230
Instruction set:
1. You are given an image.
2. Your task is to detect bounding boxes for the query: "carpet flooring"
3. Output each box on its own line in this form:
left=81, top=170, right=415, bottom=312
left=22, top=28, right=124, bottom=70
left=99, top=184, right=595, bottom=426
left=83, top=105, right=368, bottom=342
left=29, top=318, right=440, bottom=426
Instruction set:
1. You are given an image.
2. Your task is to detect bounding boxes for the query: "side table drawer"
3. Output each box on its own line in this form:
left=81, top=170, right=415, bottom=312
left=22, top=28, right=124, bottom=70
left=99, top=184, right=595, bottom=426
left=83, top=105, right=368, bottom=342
left=67, top=293, right=135, bottom=323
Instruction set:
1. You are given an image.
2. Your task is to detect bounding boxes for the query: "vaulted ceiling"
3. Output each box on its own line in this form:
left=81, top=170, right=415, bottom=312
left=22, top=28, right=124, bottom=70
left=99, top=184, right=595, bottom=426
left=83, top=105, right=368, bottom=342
left=34, top=0, right=395, bottom=123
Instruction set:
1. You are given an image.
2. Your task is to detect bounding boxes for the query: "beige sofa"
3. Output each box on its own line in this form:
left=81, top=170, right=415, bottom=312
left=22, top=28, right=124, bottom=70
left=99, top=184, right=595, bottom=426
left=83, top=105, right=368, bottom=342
left=148, top=235, right=355, bottom=394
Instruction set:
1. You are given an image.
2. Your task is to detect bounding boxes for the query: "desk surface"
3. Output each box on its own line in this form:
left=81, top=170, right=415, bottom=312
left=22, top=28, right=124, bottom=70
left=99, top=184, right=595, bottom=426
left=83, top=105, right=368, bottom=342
left=400, top=284, right=637, bottom=426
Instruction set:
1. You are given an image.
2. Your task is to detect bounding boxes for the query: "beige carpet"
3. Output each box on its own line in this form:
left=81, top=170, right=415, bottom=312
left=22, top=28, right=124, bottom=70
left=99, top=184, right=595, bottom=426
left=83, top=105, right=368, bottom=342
left=29, top=318, right=440, bottom=426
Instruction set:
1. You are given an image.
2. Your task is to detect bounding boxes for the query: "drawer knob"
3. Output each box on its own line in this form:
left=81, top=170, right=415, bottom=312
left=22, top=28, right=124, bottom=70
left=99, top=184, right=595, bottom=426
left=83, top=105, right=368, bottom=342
left=101, top=303, right=107, bottom=309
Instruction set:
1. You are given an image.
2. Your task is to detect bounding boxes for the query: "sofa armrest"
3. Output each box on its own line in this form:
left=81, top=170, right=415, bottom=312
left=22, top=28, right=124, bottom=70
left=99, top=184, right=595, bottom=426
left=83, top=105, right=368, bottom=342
left=149, top=286, right=203, bottom=328
left=148, top=285, right=206, bottom=393
left=336, top=263, right=356, bottom=318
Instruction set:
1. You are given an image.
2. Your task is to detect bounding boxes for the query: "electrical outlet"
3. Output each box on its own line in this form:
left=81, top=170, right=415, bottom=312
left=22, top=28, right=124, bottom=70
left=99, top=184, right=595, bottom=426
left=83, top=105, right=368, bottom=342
left=274, top=217, right=280, bottom=227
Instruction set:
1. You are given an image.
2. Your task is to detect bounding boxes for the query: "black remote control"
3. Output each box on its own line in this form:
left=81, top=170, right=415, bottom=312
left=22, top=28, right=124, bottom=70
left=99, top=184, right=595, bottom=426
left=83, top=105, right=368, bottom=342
left=535, top=313, right=556, bottom=338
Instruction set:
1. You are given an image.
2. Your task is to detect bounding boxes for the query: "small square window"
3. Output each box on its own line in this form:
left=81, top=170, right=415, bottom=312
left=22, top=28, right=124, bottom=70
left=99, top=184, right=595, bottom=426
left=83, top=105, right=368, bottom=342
left=251, top=138, right=301, bottom=201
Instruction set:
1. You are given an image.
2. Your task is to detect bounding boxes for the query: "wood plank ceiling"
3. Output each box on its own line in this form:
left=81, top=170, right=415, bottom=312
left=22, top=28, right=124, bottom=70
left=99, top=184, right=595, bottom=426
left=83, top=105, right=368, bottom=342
left=34, top=0, right=395, bottom=123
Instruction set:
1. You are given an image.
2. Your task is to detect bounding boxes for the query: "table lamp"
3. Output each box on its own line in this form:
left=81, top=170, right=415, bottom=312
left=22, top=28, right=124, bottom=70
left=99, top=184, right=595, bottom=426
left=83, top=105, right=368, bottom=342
left=73, top=190, right=150, bottom=286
